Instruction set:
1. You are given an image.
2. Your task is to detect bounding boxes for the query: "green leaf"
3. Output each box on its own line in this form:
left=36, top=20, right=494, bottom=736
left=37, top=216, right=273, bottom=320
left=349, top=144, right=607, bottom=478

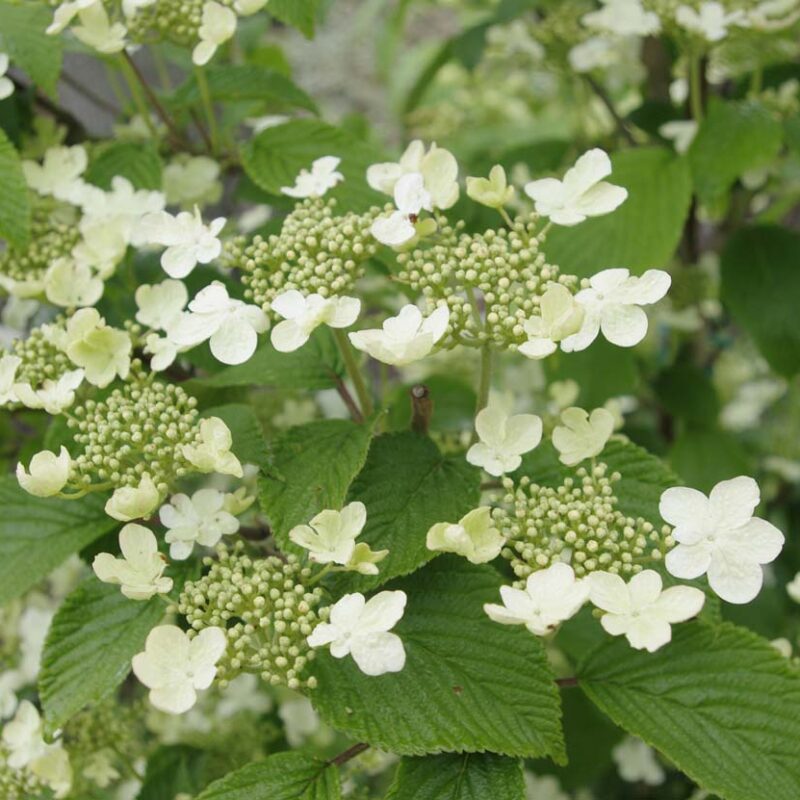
left=138, top=746, right=214, bottom=800
left=267, top=0, right=320, bottom=38
left=196, top=752, right=340, bottom=800
left=0, top=2, right=62, bottom=96
left=386, top=753, right=524, bottom=800
left=341, top=432, right=480, bottom=591
left=0, top=476, right=118, bottom=605
left=259, top=419, right=374, bottom=545
left=668, top=428, right=753, bottom=494
left=85, top=141, right=163, bottom=191
left=195, top=328, right=344, bottom=391
left=201, top=403, right=270, bottom=469
left=311, top=557, right=565, bottom=761
left=241, top=119, right=385, bottom=211
left=0, top=127, right=30, bottom=247
left=170, top=65, right=317, bottom=113
left=689, top=100, right=783, bottom=204
left=578, top=622, right=800, bottom=800
left=720, top=226, right=800, bottom=377
left=39, top=578, right=163, bottom=733
left=544, top=147, right=692, bottom=277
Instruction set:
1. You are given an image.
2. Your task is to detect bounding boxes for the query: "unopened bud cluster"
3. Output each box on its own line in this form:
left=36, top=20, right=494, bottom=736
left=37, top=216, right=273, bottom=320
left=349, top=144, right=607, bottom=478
left=397, top=216, right=578, bottom=349
left=177, top=543, right=328, bottom=691
left=6, top=322, right=72, bottom=391
left=0, top=755, right=46, bottom=800
left=237, top=198, right=380, bottom=315
left=67, top=362, right=200, bottom=495
left=495, top=463, right=672, bottom=580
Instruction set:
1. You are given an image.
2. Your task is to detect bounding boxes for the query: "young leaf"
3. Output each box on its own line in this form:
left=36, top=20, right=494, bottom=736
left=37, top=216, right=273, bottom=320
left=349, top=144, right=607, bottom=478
left=0, top=476, right=118, bottom=605
left=39, top=578, right=163, bottom=734
left=0, top=127, right=31, bottom=247
left=311, top=557, right=565, bottom=761
left=196, top=751, right=340, bottom=800
left=85, top=141, right=163, bottom=191
left=578, top=622, right=800, bottom=800
left=386, top=753, right=525, bottom=800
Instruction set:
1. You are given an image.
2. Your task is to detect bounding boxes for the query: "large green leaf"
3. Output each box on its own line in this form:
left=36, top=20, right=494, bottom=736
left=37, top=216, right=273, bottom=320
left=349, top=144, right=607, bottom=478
left=341, top=432, right=480, bottom=591
left=0, top=127, right=30, bottom=247
left=578, top=622, right=800, bottom=800
left=0, top=476, right=117, bottom=604
left=196, top=752, right=340, bottom=800
left=138, top=746, right=214, bottom=800
left=311, top=557, right=565, bottom=761
left=689, top=100, right=783, bottom=204
left=267, top=0, right=320, bottom=38
left=543, top=147, right=692, bottom=277
left=386, top=753, right=524, bottom=800
left=0, top=2, right=62, bottom=96
left=39, top=578, right=163, bottom=734
left=85, top=141, right=163, bottom=191
left=259, top=419, right=374, bottom=544
left=241, top=120, right=385, bottom=211
left=720, top=226, right=800, bottom=377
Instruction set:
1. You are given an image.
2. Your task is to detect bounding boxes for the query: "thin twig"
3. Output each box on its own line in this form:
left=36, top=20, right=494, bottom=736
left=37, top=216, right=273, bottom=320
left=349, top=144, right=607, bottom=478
left=329, top=742, right=369, bottom=767
left=335, top=376, right=364, bottom=423
left=583, top=75, right=636, bottom=146
left=9, top=74, right=87, bottom=139
left=59, top=70, right=121, bottom=116
left=556, top=676, right=579, bottom=688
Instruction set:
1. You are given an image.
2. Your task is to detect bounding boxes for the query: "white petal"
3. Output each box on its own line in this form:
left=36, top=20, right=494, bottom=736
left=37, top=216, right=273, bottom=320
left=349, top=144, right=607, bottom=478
left=707, top=553, right=765, bottom=604
left=209, top=318, right=258, bottom=365
left=350, top=632, right=406, bottom=676
left=665, top=542, right=713, bottom=580
left=588, top=571, right=629, bottom=614
left=600, top=304, right=649, bottom=347
left=708, top=476, right=760, bottom=530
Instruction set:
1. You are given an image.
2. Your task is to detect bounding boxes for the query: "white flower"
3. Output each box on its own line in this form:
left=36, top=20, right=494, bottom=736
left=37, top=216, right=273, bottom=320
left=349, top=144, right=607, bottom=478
left=659, top=120, right=699, bottom=155
left=64, top=308, right=132, bottom=388
left=519, top=284, right=585, bottom=359
left=394, top=172, right=432, bottom=215
left=484, top=563, right=589, bottom=635
left=135, top=279, right=188, bottom=330
left=43, top=258, right=104, bottom=308
left=561, top=268, right=671, bottom=351
left=80, top=177, right=166, bottom=245
left=524, top=773, right=570, bottom=800
left=466, top=164, right=515, bottom=209
left=747, top=0, right=800, bottom=30
left=289, top=502, right=367, bottom=566
left=675, top=2, right=747, bottom=41
left=0, top=354, right=21, bottom=404
left=281, top=156, right=344, bottom=199
left=13, top=369, right=84, bottom=414
left=17, top=447, right=71, bottom=497
left=46, top=0, right=98, bottom=34
left=270, top=290, right=360, bottom=353
left=568, top=36, right=618, bottom=73
left=348, top=304, right=449, bottom=366
left=0, top=53, right=13, bottom=101
left=426, top=507, right=505, bottom=564
left=144, top=333, right=181, bottom=372
left=193, top=1, right=237, bottom=65
left=307, top=591, right=407, bottom=677
left=22, top=145, right=88, bottom=202
left=72, top=219, right=128, bottom=278
left=370, top=211, right=417, bottom=247
left=612, top=737, right=665, bottom=786
left=582, top=0, right=661, bottom=34
left=466, top=401, right=542, bottom=476
left=552, top=406, right=615, bottom=466
left=92, top=524, right=173, bottom=600
left=72, top=3, right=127, bottom=53
left=159, top=489, right=239, bottom=560
left=369, top=172, right=440, bottom=248
left=105, top=473, right=161, bottom=522
left=170, top=281, right=269, bottom=365
left=588, top=570, right=705, bottom=652
left=132, top=625, right=227, bottom=714
left=163, top=156, right=222, bottom=209
left=183, top=416, right=243, bottom=477
left=524, top=149, right=627, bottom=226
left=660, top=476, right=784, bottom=604
left=139, top=207, right=226, bottom=279
left=788, top=573, right=800, bottom=603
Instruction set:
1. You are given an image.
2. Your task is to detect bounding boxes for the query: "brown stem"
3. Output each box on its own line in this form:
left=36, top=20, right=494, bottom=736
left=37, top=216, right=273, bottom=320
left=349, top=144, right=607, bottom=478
left=335, top=376, right=364, bottom=423
left=329, top=742, right=369, bottom=767
left=584, top=75, right=636, bottom=146
left=556, top=676, right=579, bottom=688
left=410, top=384, right=432, bottom=435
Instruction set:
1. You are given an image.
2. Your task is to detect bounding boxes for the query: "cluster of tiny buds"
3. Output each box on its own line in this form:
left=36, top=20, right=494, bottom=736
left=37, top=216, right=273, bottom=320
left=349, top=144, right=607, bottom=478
left=397, top=214, right=578, bottom=349
left=494, top=463, right=673, bottom=580
left=62, top=698, right=143, bottom=765
left=0, top=752, right=46, bottom=800
left=67, top=361, right=200, bottom=493
left=237, top=198, right=380, bottom=315
left=8, top=322, right=72, bottom=389
left=98, top=0, right=226, bottom=46
left=177, top=543, right=328, bottom=691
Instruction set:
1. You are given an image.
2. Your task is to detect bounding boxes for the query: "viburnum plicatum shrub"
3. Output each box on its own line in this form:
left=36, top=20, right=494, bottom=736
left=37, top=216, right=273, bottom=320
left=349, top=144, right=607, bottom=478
left=2, top=1, right=800, bottom=799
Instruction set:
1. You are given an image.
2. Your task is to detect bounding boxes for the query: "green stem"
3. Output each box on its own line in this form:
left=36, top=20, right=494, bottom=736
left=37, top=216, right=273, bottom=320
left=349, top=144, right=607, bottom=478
left=117, top=55, right=158, bottom=137
left=498, top=207, right=515, bottom=230
left=475, top=344, right=493, bottom=416
left=689, top=53, right=704, bottom=122
left=195, top=66, right=219, bottom=154
left=307, top=563, right=335, bottom=587
left=333, top=329, right=374, bottom=419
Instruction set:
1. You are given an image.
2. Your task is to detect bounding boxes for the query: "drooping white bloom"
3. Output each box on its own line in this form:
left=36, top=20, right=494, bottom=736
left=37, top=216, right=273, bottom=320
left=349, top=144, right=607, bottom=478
left=139, top=207, right=226, bottom=279
left=13, top=369, right=84, bottom=414
left=583, top=0, right=661, bottom=34
left=552, top=406, right=615, bottom=466
left=159, top=489, right=240, bottom=560
left=788, top=573, right=800, bottom=603
left=170, top=281, right=269, bottom=365
left=484, top=563, right=589, bottom=635
left=182, top=416, right=243, bottom=477
left=0, top=354, right=21, bottom=404
left=675, top=2, right=747, bottom=41
left=519, top=284, right=585, bottom=359
left=466, top=400, right=543, bottom=476
left=135, top=279, right=188, bottom=330
left=105, top=473, right=161, bottom=522
left=92, top=524, right=173, bottom=600
left=72, top=3, right=127, bottom=53
left=426, top=507, right=505, bottom=564
left=524, top=149, right=627, bottom=226
left=132, top=625, right=227, bottom=714
left=660, top=476, right=784, bottom=604
left=270, top=290, right=360, bottom=353
left=17, top=447, right=71, bottom=497
left=348, top=304, right=449, bottom=366
left=612, top=737, right=665, bottom=786
left=561, top=268, right=671, bottom=352
left=193, top=1, right=238, bottom=65
left=22, top=145, right=88, bottom=202
left=589, top=570, right=705, bottom=651
left=0, top=53, right=13, bottom=101
left=281, top=156, right=344, bottom=198
left=307, top=591, right=407, bottom=677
